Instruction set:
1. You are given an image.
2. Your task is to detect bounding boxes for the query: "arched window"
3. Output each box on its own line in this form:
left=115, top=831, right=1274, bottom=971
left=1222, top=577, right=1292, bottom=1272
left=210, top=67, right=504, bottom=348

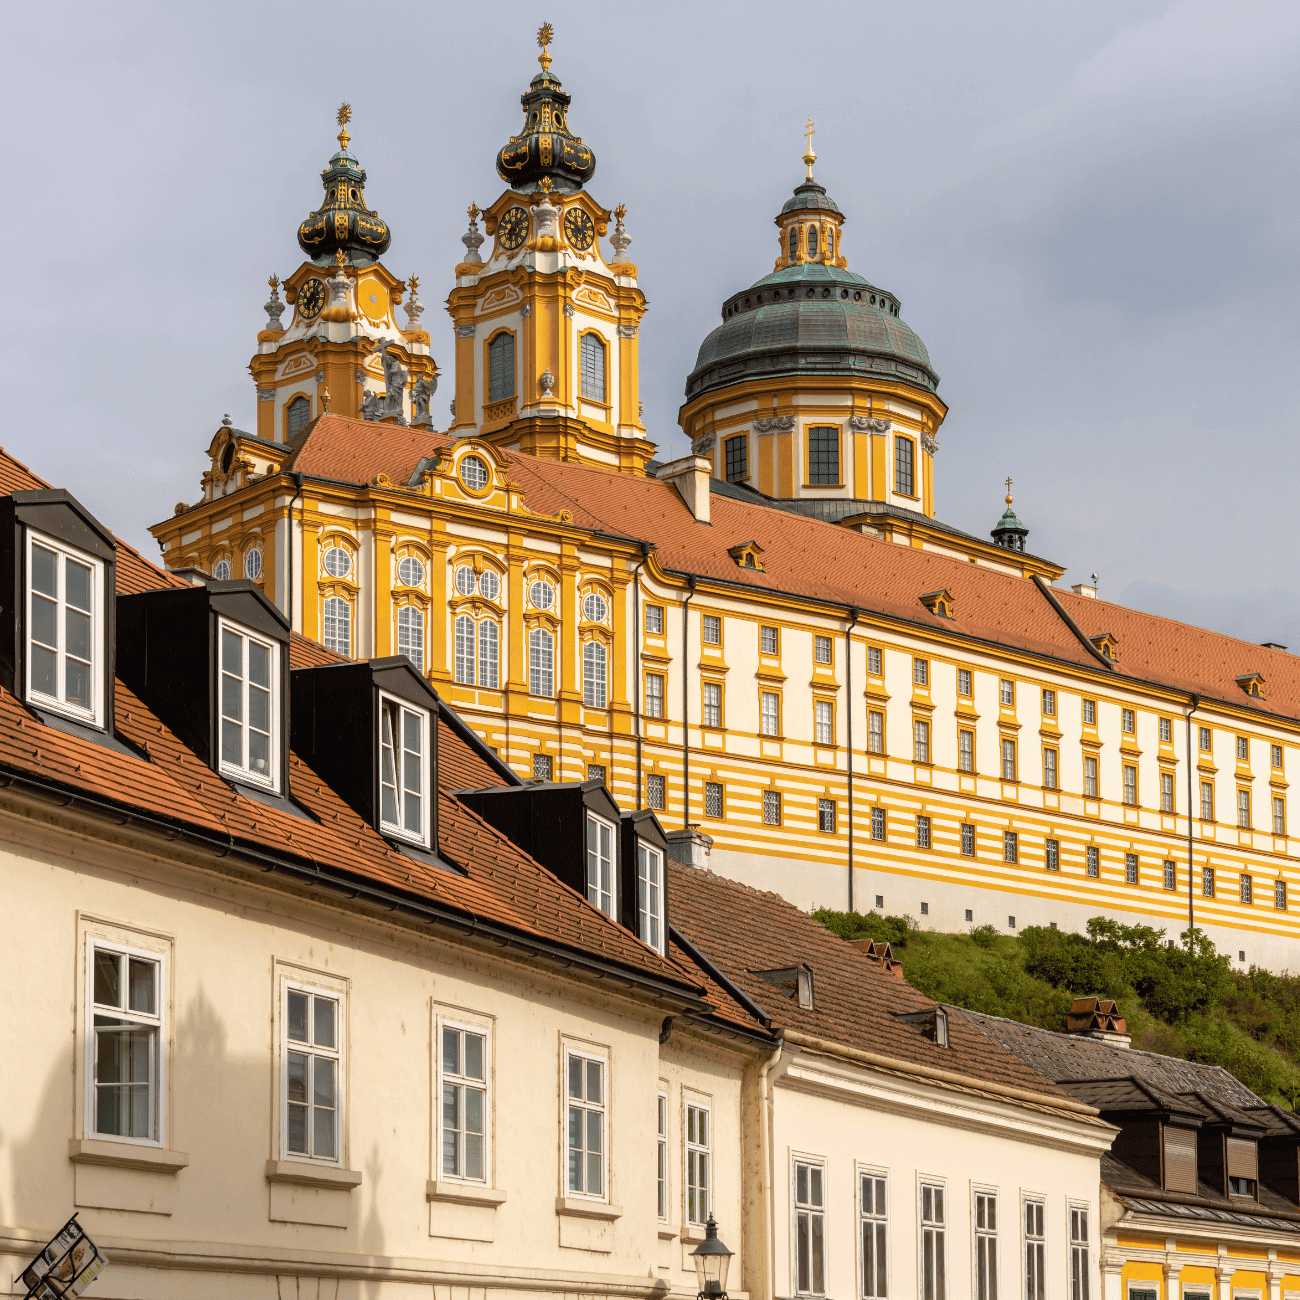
left=807, top=225, right=819, bottom=258
left=323, top=596, right=351, bottom=657
left=286, top=395, right=310, bottom=437
left=244, top=547, right=263, bottom=580
left=324, top=546, right=351, bottom=578
left=397, top=606, right=424, bottom=672
left=580, top=333, right=606, bottom=402
left=212, top=559, right=230, bottom=581
left=478, top=620, right=499, bottom=689
left=454, top=614, right=476, bottom=684
left=488, top=333, right=515, bottom=402
left=529, top=627, right=554, bottom=697
left=788, top=226, right=798, bottom=260
left=583, top=642, right=607, bottom=709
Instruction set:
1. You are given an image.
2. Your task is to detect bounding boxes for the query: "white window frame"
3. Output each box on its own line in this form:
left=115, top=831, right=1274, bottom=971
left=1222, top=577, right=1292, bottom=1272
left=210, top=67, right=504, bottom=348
left=378, top=691, right=431, bottom=848
left=218, top=616, right=281, bottom=792
left=637, top=839, right=666, bottom=954
left=1000, top=678, right=1015, bottom=707
left=26, top=529, right=105, bottom=727
left=869, top=709, right=885, bottom=754
left=792, top=1152, right=828, bottom=1296
left=1023, top=1194, right=1046, bottom=1300
left=645, top=604, right=664, bottom=635
left=396, top=605, right=424, bottom=672
left=478, top=619, right=500, bottom=689
left=870, top=646, right=884, bottom=676
left=438, top=1015, right=491, bottom=1184
left=972, top=1184, right=999, bottom=1300
left=814, top=634, right=832, bottom=665
left=583, top=640, right=608, bottom=708
left=586, top=811, right=617, bottom=917
left=959, top=728, right=974, bottom=772
left=1068, top=1201, right=1091, bottom=1300
left=279, top=972, right=346, bottom=1166
left=685, top=1097, right=711, bottom=1227
left=454, top=613, right=476, bottom=684
left=83, top=932, right=166, bottom=1147
left=657, top=1087, right=670, bottom=1222
left=564, top=1043, right=609, bottom=1201
left=529, top=626, right=554, bottom=697
left=703, top=680, right=723, bottom=728
left=815, top=699, right=834, bottom=744
left=857, top=1163, right=889, bottom=1300
left=762, top=690, right=781, bottom=736
left=322, top=594, right=351, bottom=658
left=918, top=1176, right=947, bottom=1300
left=645, top=672, right=665, bottom=719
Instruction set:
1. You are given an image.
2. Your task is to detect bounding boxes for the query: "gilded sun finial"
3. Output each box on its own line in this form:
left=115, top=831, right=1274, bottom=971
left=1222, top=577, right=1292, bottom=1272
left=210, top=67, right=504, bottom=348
left=468, top=202, right=481, bottom=222
left=1004, top=475, right=1014, bottom=506
left=802, top=117, right=817, bottom=180
left=408, top=274, right=420, bottom=293
left=537, top=21, right=554, bottom=71
left=268, top=273, right=280, bottom=292
left=337, top=102, right=352, bottom=151
left=614, top=203, right=627, bottom=222
left=334, top=248, right=347, bottom=268
left=538, top=175, right=554, bottom=193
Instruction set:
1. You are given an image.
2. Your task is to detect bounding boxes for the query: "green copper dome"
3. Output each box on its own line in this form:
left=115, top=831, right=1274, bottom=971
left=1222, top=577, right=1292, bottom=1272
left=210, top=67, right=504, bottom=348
left=296, top=107, right=391, bottom=265
left=685, top=262, right=938, bottom=402
left=781, top=179, right=843, bottom=216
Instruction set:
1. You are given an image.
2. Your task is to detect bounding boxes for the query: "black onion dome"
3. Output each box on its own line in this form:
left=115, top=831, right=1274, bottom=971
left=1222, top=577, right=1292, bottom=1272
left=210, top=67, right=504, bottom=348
left=297, top=111, right=391, bottom=265
left=780, top=178, right=843, bottom=217
left=685, top=263, right=938, bottom=402
left=495, top=60, right=595, bottom=194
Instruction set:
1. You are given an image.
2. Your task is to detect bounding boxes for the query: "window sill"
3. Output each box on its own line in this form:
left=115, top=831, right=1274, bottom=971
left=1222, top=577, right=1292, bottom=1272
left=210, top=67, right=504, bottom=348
left=69, top=1138, right=190, bottom=1173
left=658, top=1225, right=679, bottom=1241
left=680, top=1224, right=711, bottom=1244
left=555, top=1195, right=623, bottom=1221
left=265, top=1159, right=362, bottom=1190
left=427, top=1179, right=507, bottom=1207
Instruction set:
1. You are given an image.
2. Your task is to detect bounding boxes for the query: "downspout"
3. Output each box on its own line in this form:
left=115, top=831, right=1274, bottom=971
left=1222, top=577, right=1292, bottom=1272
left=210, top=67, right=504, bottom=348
left=287, top=472, right=304, bottom=631
left=682, top=575, right=696, bottom=827
left=756, top=1032, right=786, bottom=1300
left=1187, top=693, right=1200, bottom=936
left=633, top=543, right=650, bottom=809
left=845, top=605, right=859, bottom=912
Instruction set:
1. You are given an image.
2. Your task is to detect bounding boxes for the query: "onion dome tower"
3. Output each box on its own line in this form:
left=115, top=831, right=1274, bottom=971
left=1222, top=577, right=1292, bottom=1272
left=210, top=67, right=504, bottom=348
left=297, top=106, right=391, bottom=265
left=679, top=124, right=947, bottom=516
left=991, top=481, right=1029, bottom=552
left=446, top=26, right=651, bottom=474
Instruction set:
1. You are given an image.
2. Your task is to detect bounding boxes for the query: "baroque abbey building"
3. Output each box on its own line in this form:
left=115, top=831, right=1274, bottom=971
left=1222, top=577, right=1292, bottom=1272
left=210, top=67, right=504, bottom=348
left=151, top=34, right=1300, bottom=969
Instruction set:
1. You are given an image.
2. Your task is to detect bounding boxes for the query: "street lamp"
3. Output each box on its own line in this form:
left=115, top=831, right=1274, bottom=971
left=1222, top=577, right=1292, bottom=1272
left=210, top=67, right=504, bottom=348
left=690, top=1215, right=734, bottom=1300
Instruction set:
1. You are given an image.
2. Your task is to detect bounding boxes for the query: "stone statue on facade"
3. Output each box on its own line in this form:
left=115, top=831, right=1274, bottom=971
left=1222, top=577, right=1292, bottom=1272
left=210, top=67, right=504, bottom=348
left=361, top=340, right=410, bottom=424
left=412, top=374, right=437, bottom=426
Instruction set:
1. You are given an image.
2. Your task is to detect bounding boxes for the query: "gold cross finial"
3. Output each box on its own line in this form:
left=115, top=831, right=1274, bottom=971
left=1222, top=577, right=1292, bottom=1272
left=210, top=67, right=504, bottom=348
left=336, top=102, right=352, bottom=151
left=1005, top=476, right=1014, bottom=505
left=537, top=22, right=554, bottom=71
left=802, top=117, right=817, bottom=179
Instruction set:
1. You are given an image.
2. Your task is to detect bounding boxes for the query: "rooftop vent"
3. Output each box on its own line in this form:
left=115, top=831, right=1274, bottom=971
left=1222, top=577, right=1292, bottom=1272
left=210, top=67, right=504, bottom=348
left=896, top=1006, right=949, bottom=1046
left=1261, top=641, right=1288, bottom=653
left=1065, top=996, right=1130, bottom=1048
left=752, top=964, right=813, bottom=1010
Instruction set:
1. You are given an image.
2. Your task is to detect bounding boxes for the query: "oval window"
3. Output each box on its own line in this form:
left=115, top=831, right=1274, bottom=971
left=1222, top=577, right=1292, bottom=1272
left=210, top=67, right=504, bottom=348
left=213, top=559, right=230, bottom=581
left=479, top=569, right=501, bottom=601
left=460, top=455, right=489, bottom=490
left=583, top=593, right=607, bottom=623
left=455, top=565, right=477, bottom=596
left=324, top=546, right=351, bottom=578
left=244, top=548, right=263, bottom=580
left=398, top=556, right=425, bottom=587
left=529, top=579, right=555, bottom=611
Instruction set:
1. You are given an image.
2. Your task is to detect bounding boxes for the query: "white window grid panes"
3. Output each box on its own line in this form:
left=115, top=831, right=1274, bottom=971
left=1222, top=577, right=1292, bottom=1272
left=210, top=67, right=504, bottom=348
left=1125, top=854, right=1138, bottom=885
left=657, top=1091, right=668, bottom=1221
left=1069, top=1206, right=1090, bottom=1300
left=868, top=710, right=884, bottom=754
left=913, top=657, right=928, bottom=687
left=645, top=673, right=664, bottom=719
left=1046, top=839, right=1059, bottom=872
left=1042, top=689, right=1055, bottom=716
left=871, top=807, right=886, bottom=841
left=1163, top=860, right=1177, bottom=890
left=702, top=614, right=721, bottom=645
left=455, top=565, right=476, bottom=596
left=1123, top=765, right=1137, bottom=805
left=580, top=333, right=607, bottom=401
left=398, top=555, right=425, bottom=587
left=1044, top=748, right=1057, bottom=789
left=645, top=604, right=664, bottom=635
left=1201, top=781, right=1214, bottom=820
left=219, top=620, right=278, bottom=789
left=814, top=635, right=832, bottom=665
left=479, top=568, right=500, bottom=601
left=1122, top=708, right=1135, bottom=734
left=26, top=531, right=103, bottom=725
left=454, top=615, right=476, bottom=684
left=1237, top=735, right=1249, bottom=761
left=283, top=982, right=341, bottom=1163
left=1161, top=771, right=1174, bottom=812
left=1000, top=679, right=1014, bottom=707
left=637, top=841, right=664, bottom=952
left=582, top=641, right=607, bottom=708
left=815, top=700, right=833, bottom=744
left=397, top=606, right=424, bottom=672
left=1273, top=744, right=1284, bottom=769
left=1275, top=796, right=1287, bottom=835
left=1239, top=788, right=1251, bottom=828
left=916, top=815, right=931, bottom=849
left=957, top=668, right=971, bottom=696
left=1199, top=726, right=1212, bottom=751
left=818, top=798, right=835, bottom=833
left=974, top=1191, right=998, bottom=1300
left=1241, top=874, right=1253, bottom=904
left=441, top=1024, right=487, bottom=1181
left=860, top=1171, right=887, bottom=1299
left=379, top=695, right=428, bottom=845
left=1004, top=831, right=1018, bottom=864
left=1276, top=880, right=1287, bottom=910
left=919, top=1183, right=946, bottom=1300
left=1203, top=866, right=1215, bottom=897
left=914, top=719, right=930, bottom=763
left=1083, top=699, right=1096, bottom=726
left=213, top=559, right=231, bottom=581
left=460, top=455, right=489, bottom=490
left=763, top=789, right=781, bottom=826
left=647, top=773, right=666, bottom=810
left=1084, top=755, right=1098, bottom=797
left=244, top=547, right=263, bottom=580
left=1087, top=846, right=1099, bottom=877
left=1023, top=1199, right=1045, bottom=1300
left=761, top=625, right=779, bottom=654
left=704, top=781, right=723, bottom=818
left=533, top=753, right=552, bottom=780
left=529, top=628, right=554, bottom=697
left=1001, top=738, right=1016, bottom=781
left=586, top=814, right=615, bottom=917
left=761, top=691, right=780, bottom=736
left=322, top=595, right=351, bottom=657
left=961, top=823, right=975, bottom=856
left=88, top=939, right=162, bottom=1144
left=478, top=620, right=499, bottom=689
left=959, top=729, right=974, bottom=772
left=583, top=592, right=607, bottom=623
left=869, top=647, right=883, bottom=676
left=703, top=681, right=722, bottom=728
left=1160, top=717, right=1172, bottom=743
left=529, top=579, right=555, bottom=610
left=324, top=546, right=352, bottom=578
left=686, top=1102, right=710, bottom=1225
left=793, top=1159, right=826, bottom=1295
left=566, top=1051, right=606, bottom=1197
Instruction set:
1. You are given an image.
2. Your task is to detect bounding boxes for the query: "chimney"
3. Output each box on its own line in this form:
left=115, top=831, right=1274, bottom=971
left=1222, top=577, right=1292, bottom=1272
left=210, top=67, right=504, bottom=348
left=1262, top=642, right=1288, bottom=653
left=657, top=455, right=711, bottom=525
left=1064, top=996, right=1131, bottom=1048
left=1071, top=582, right=1097, bottom=599
left=665, top=825, right=713, bottom=869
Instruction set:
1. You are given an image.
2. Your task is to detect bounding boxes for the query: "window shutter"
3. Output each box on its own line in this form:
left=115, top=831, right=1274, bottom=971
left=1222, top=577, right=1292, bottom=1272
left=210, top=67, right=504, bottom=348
left=1227, top=1137, right=1258, bottom=1181
left=1163, top=1126, right=1198, bottom=1192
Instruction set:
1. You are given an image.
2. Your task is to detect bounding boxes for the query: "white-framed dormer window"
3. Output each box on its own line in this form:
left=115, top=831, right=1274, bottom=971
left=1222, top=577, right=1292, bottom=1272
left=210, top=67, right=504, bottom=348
left=686, top=1100, right=711, bottom=1225
left=86, top=936, right=163, bottom=1144
left=378, top=693, right=430, bottom=847
left=566, top=1047, right=607, bottom=1198
left=281, top=978, right=342, bottom=1164
left=440, top=1020, right=488, bottom=1182
left=219, top=619, right=279, bottom=790
left=27, top=530, right=104, bottom=727
left=586, top=811, right=616, bottom=917
left=637, top=839, right=666, bottom=953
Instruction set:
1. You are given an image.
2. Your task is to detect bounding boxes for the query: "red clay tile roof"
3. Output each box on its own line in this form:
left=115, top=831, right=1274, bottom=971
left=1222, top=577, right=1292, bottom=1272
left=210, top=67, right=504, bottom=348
left=281, top=416, right=450, bottom=488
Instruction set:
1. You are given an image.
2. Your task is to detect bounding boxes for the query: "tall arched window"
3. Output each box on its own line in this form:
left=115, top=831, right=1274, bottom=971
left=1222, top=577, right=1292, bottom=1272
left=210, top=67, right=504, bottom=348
left=807, top=224, right=819, bottom=258
left=478, top=620, right=499, bottom=689
left=397, top=606, right=424, bottom=672
left=323, top=596, right=351, bottom=657
left=454, top=614, right=476, bottom=684
left=580, top=333, right=606, bottom=402
left=529, top=628, right=554, bottom=697
left=286, top=395, right=311, bottom=437
left=788, top=227, right=798, bottom=260
left=488, top=332, right=515, bottom=402
left=582, top=642, right=607, bottom=709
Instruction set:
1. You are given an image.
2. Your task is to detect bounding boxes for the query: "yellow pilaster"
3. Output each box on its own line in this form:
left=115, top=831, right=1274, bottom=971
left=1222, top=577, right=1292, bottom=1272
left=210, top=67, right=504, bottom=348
left=872, top=431, right=887, bottom=503
left=558, top=542, right=581, bottom=725
left=302, top=513, right=322, bottom=644
left=374, top=523, right=394, bottom=658
left=853, top=427, right=870, bottom=499
left=426, top=526, right=451, bottom=683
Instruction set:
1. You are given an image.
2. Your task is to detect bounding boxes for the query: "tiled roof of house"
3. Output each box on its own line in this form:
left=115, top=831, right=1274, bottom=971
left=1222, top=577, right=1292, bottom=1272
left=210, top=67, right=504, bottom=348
left=272, top=417, right=1300, bottom=721
left=668, top=862, right=1074, bottom=1100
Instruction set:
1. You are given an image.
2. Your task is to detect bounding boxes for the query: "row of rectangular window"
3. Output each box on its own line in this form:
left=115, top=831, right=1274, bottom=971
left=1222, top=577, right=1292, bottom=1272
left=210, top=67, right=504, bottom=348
left=717, top=430, right=919, bottom=496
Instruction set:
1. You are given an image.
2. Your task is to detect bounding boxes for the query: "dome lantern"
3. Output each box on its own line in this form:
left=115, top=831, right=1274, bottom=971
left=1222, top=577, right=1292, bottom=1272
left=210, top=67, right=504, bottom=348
left=296, top=104, right=392, bottom=265
left=991, top=479, right=1029, bottom=552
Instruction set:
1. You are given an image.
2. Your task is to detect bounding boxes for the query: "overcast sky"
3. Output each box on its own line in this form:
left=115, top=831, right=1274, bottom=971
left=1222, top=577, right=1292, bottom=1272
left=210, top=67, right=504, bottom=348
left=4, top=1, right=1297, bottom=649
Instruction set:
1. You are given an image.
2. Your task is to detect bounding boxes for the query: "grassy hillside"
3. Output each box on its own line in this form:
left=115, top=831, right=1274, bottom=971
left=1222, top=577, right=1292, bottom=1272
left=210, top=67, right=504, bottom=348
left=813, top=909, right=1300, bottom=1107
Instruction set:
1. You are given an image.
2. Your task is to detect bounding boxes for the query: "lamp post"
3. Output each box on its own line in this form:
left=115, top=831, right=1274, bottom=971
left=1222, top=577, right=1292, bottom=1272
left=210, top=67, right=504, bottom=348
left=690, top=1216, right=734, bottom=1300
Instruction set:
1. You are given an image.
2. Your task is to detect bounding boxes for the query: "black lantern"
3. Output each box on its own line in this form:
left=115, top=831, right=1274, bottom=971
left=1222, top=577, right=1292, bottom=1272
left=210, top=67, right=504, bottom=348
left=690, top=1215, right=733, bottom=1300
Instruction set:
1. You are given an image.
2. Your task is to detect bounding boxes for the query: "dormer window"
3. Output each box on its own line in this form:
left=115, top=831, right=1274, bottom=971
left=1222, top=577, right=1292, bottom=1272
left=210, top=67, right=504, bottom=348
left=637, top=839, right=665, bottom=953
left=27, top=531, right=104, bottom=727
left=586, top=811, right=616, bottom=917
left=379, top=694, right=429, bottom=847
left=219, top=620, right=279, bottom=790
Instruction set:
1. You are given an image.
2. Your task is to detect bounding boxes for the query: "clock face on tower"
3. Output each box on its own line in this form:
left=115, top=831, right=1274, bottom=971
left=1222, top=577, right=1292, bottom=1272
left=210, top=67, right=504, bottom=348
left=498, top=206, right=529, bottom=251
left=563, top=207, right=595, bottom=251
left=298, top=278, right=326, bottom=320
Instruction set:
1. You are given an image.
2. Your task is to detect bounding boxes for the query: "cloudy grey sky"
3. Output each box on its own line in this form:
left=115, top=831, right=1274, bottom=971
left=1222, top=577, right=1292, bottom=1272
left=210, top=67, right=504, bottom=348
left=4, top=0, right=1297, bottom=648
